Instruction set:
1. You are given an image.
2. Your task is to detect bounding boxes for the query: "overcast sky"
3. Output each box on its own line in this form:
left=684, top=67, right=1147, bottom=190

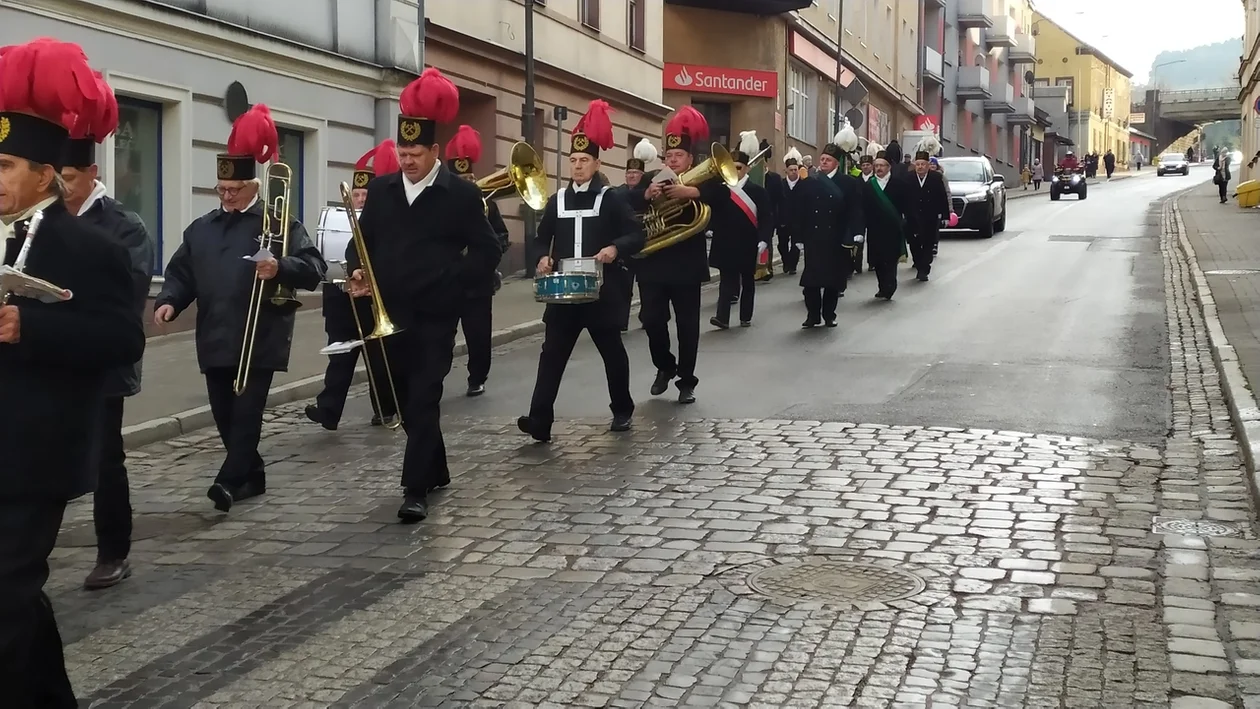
left=1038, top=0, right=1243, bottom=83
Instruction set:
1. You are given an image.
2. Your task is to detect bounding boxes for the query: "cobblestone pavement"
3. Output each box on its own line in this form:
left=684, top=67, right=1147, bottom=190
left=53, top=192, right=1260, bottom=708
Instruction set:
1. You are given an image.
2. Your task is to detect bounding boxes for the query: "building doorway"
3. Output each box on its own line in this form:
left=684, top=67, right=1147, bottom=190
left=691, top=101, right=731, bottom=162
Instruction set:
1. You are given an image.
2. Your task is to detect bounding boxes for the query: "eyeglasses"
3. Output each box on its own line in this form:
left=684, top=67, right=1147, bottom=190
left=215, top=186, right=244, bottom=197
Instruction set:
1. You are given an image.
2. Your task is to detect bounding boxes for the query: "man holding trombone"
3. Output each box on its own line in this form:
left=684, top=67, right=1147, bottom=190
left=344, top=69, right=502, bottom=523
left=154, top=104, right=325, bottom=514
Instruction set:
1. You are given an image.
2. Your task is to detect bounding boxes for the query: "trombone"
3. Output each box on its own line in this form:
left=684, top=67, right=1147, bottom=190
left=234, top=162, right=299, bottom=396
left=329, top=181, right=404, bottom=429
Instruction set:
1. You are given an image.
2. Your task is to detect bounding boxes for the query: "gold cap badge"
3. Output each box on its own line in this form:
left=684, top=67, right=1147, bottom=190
left=666, top=134, right=682, bottom=148
left=353, top=172, right=370, bottom=188
left=453, top=158, right=470, bottom=174
left=0, top=117, right=9, bottom=145
left=572, top=134, right=590, bottom=151
left=217, top=158, right=232, bottom=179
left=400, top=120, right=422, bottom=142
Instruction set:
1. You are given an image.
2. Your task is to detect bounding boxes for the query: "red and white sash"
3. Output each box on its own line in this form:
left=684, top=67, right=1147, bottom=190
left=729, top=182, right=758, bottom=228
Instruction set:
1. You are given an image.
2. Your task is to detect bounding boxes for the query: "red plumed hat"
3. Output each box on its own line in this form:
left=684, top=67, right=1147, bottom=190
left=372, top=139, right=400, bottom=177
left=64, top=71, right=119, bottom=168
left=444, top=125, right=482, bottom=175
left=0, top=37, right=102, bottom=168
left=571, top=99, right=614, bottom=158
left=664, top=106, right=709, bottom=155
left=217, top=104, right=279, bottom=181
left=397, top=67, right=460, bottom=147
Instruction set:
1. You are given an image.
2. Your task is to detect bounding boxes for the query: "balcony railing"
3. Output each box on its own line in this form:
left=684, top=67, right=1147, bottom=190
left=923, top=47, right=945, bottom=85
left=984, top=83, right=1016, bottom=113
left=957, top=0, right=996, bottom=29
left=986, top=16, right=1016, bottom=47
left=957, top=65, right=992, bottom=99
left=1007, top=95, right=1037, bottom=124
left=664, top=0, right=811, bottom=13
left=1010, top=32, right=1036, bottom=63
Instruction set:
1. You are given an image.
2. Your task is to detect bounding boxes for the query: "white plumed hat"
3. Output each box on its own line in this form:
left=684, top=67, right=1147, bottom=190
left=632, top=138, right=658, bottom=164
left=864, top=140, right=884, bottom=157
left=738, top=130, right=759, bottom=159
left=784, top=146, right=802, bottom=165
left=835, top=125, right=860, bottom=153
left=914, top=134, right=942, bottom=157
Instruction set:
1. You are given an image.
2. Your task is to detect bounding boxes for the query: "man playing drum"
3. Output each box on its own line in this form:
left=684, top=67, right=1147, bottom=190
left=517, top=99, right=645, bottom=443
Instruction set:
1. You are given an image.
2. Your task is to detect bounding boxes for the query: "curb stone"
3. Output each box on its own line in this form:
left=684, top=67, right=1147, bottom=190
left=122, top=258, right=782, bottom=450
left=1170, top=195, right=1260, bottom=502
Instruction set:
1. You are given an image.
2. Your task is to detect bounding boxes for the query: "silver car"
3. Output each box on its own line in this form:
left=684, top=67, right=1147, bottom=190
left=937, top=157, right=1007, bottom=238
left=1158, top=154, right=1190, bottom=176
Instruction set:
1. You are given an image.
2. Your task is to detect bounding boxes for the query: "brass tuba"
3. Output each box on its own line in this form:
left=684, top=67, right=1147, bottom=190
left=477, top=141, right=549, bottom=212
left=636, top=143, right=739, bottom=257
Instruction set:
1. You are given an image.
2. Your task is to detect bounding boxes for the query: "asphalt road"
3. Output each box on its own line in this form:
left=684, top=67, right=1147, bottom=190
left=344, top=169, right=1208, bottom=442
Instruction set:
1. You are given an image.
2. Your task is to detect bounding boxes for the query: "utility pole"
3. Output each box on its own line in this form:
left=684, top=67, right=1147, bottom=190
left=833, top=0, right=845, bottom=137
left=416, top=0, right=425, bottom=69
left=523, top=0, right=538, bottom=272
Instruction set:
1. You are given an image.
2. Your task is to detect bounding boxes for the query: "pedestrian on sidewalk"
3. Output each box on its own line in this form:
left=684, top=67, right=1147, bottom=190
left=1032, top=159, right=1044, bottom=190
left=1020, top=164, right=1032, bottom=190
left=344, top=69, right=501, bottom=523
left=306, top=140, right=400, bottom=431
left=0, top=39, right=146, bottom=707
left=62, top=74, right=157, bottom=591
left=709, top=130, right=772, bottom=329
left=1214, top=149, right=1233, bottom=204
left=1104, top=150, right=1116, bottom=179
left=155, top=104, right=327, bottom=515
left=518, top=99, right=644, bottom=442
left=446, top=125, right=511, bottom=397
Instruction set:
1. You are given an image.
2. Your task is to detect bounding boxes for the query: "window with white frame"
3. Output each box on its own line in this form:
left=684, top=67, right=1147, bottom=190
left=113, top=97, right=163, bottom=274
left=827, top=88, right=838, bottom=138
left=788, top=65, right=816, bottom=145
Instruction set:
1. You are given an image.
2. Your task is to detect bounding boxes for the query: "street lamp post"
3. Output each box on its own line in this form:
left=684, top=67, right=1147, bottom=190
left=833, top=0, right=846, bottom=137
left=523, top=0, right=538, bottom=273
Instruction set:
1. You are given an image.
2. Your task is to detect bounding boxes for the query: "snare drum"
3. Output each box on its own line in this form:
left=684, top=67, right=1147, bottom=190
left=316, top=206, right=354, bottom=283
left=534, top=272, right=600, bottom=304
left=560, top=257, right=603, bottom=285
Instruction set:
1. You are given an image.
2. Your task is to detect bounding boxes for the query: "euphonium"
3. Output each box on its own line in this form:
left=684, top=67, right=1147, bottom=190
left=636, top=143, right=739, bottom=258
left=477, top=141, right=549, bottom=212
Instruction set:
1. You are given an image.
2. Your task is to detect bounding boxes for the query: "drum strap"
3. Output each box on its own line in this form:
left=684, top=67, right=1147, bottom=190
left=556, top=186, right=608, bottom=260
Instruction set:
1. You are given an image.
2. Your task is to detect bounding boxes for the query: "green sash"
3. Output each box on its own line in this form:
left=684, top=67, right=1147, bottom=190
left=869, top=178, right=909, bottom=263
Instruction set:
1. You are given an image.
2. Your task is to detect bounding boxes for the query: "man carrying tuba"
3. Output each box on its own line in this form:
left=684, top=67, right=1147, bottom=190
left=154, top=104, right=326, bottom=514
left=628, top=107, right=724, bottom=405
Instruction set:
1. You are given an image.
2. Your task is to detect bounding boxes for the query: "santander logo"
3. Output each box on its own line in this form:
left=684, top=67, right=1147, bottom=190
left=663, top=63, right=778, bottom=99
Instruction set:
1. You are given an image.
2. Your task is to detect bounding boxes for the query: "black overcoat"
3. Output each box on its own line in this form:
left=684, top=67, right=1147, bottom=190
left=78, top=194, right=154, bottom=397
left=861, top=177, right=912, bottom=265
left=536, top=173, right=645, bottom=330
left=0, top=200, right=145, bottom=501
left=626, top=170, right=717, bottom=285
left=707, top=181, right=773, bottom=274
left=907, top=171, right=951, bottom=233
left=791, top=174, right=856, bottom=290
left=157, top=201, right=325, bottom=373
left=346, top=163, right=502, bottom=327
left=465, top=200, right=510, bottom=299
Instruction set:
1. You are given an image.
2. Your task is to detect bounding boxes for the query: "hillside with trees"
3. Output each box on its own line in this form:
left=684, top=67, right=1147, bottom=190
left=1140, top=38, right=1242, bottom=90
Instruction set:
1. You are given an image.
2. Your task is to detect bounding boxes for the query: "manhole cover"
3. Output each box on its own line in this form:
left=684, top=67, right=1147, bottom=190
left=1205, top=269, right=1260, bottom=276
left=1151, top=516, right=1242, bottom=538
left=58, top=512, right=216, bottom=548
left=747, top=560, right=927, bottom=606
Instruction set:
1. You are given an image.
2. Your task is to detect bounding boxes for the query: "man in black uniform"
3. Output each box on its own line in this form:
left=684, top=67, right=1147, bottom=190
left=861, top=151, right=913, bottom=300
left=907, top=149, right=950, bottom=281
left=518, top=99, right=644, bottom=442
left=306, top=139, right=399, bottom=430
left=708, top=130, right=772, bottom=329
left=757, top=139, right=782, bottom=282
left=155, top=104, right=326, bottom=514
left=345, top=68, right=501, bottom=522
left=61, top=72, right=156, bottom=590
left=794, top=131, right=863, bottom=328
left=614, top=138, right=655, bottom=333
left=445, top=124, right=510, bottom=397
left=0, top=38, right=146, bottom=706
left=630, top=106, right=722, bottom=404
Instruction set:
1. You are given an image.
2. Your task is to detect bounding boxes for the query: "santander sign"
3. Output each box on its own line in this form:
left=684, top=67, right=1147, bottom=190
left=663, top=63, right=778, bottom=99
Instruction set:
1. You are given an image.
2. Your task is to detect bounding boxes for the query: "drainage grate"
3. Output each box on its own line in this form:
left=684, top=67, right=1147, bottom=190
left=1151, top=516, right=1242, bottom=538
left=747, top=559, right=927, bottom=607
left=1205, top=269, right=1260, bottom=276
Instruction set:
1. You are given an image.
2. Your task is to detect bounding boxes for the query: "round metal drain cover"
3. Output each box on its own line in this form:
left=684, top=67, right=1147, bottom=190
left=1151, top=517, right=1241, bottom=538
left=1205, top=269, right=1260, bottom=276
left=748, top=560, right=927, bottom=606
left=58, top=513, right=216, bottom=548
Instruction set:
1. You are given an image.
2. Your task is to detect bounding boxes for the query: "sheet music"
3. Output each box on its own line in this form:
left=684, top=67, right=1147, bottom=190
left=652, top=167, right=679, bottom=184
left=0, top=266, right=72, bottom=303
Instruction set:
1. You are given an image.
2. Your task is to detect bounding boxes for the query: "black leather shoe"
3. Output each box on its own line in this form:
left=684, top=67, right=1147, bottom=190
left=84, top=559, right=132, bottom=591
left=709, top=317, right=729, bottom=330
left=397, top=494, right=428, bottom=523
left=651, top=370, right=674, bottom=396
left=610, top=414, right=633, bottom=432
left=740, top=320, right=751, bottom=327
left=802, top=318, right=820, bottom=329
left=875, top=292, right=894, bottom=301
left=207, top=483, right=232, bottom=513
left=678, top=387, right=696, bottom=404
left=825, top=320, right=838, bottom=328
left=467, top=383, right=486, bottom=397
left=370, top=415, right=383, bottom=426
left=517, top=415, right=551, bottom=442
left=304, top=405, right=337, bottom=431
left=917, top=273, right=929, bottom=282
left=232, top=480, right=266, bottom=503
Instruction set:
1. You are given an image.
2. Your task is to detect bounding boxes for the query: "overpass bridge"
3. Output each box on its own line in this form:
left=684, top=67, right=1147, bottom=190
left=1131, top=87, right=1239, bottom=155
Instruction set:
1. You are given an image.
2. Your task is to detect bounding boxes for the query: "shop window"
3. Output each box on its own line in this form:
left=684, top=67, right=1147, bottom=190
left=580, top=0, right=599, bottom=30
left=788, top=65, right=816, bottom=146
left=1056, top=77, right=1074, bottom=105
left=628, top=0, right=645, bottom=51
left=274, top=127, right=305, bottom=223
left=113, top=97, right=163, bottom=275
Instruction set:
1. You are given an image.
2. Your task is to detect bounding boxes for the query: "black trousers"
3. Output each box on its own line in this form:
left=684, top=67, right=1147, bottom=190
left=909, top=224, right=940, bottom=273
left=803, top=288, right=840, bottom=322
left=873, top=257, right=899, bottom=296
left=205, top=367, right=273, bottom=489
left=387, top=316, right=457, bottom=494
left=0, top=500, right=76, bottom=708
left=1219, top=181, right=1229, bottom=202
left=529, top=316, right=634, bottom=427
left=639, top=281, right=701, bottom=389
left=778, top=235, right=801, bottom=272
left=94, top=396, right=130, bottom=562
left=460, top=295, right=493, bottom=386
left=619, top=272, right=635, bottom=330
left=715, top=269, right=755, bottom=324
left=316, top=342, right=395, bottom=423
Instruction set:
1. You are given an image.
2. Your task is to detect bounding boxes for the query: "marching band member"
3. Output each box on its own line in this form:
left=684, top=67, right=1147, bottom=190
left=306, top=140, right=399, bottom=430
left=517, top=100, right=644, bottom=442
left=0, top=38, right=145, bottom=704
left=614, top=138, right=656, bottom=333
left=756, top=138, right=780, bottom=282
left=446, top=125, right=510, bottom=397
left=61, top=71, right=156, bottom=591
left=345, top=68, right=501, bottom=522
left=794, top=130, right=864, bottom=328
left=708, top=130, right=771, bottom=329
left=778, top=147, right=803, bottom=274
left=908, top=138, right=950, bottom=282
left=630, top=106, right=722, bottom=404
left=154, top=104, right=326, bottom=514
left=853, top=143, right=880, bottom=274
left=862, top=151, right=913, bottom=300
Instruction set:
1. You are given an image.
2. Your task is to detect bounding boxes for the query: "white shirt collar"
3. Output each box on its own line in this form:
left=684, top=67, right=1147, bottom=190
left=571, top=179, right=592, bottom=193
left=876, top=174, right=890, bottom=188
left=917, top=174, right=927, bottom=186
left=222, top=195, right=259, bottom=215
left=403, top=160, right=441, bottom=205
left=77, top=180, right=109, bottom=217
left=786, top=176, right=798, bottom=188
left=826, top=168, right=838, bottom=179
left=862, top=173, right=872, bottom=182
left=0, top=195, right=58, bottom=257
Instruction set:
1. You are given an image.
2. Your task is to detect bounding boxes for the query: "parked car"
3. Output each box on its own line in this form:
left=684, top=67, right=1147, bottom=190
left=936, top=157, right=1007, bottom=238
left=1050, top=167, right=1087, bottom=200
left=1158, top=153, right=1190, bottom=176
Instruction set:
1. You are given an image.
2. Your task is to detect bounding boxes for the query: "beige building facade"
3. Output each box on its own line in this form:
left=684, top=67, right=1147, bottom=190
left=1241, top=0, right=1260, bottom=181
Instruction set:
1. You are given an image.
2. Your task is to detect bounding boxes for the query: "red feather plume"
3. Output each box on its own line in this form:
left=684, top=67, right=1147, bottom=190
left=398, top=67, right=459, bottom=123
left=665, top=105, right=709, bottom=143
left=354, top=145, right=376, bottom=171
left=372, top=139, right=400, bottom=176
left=573, top=100, right=615, bottom=151
left=0, top=38, right=101, bottom=131
left=444, top=125, right=482, bottom=162
left=226, top=104, right=280, bottom=165
left=69, top=72, right=118, bottom=142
